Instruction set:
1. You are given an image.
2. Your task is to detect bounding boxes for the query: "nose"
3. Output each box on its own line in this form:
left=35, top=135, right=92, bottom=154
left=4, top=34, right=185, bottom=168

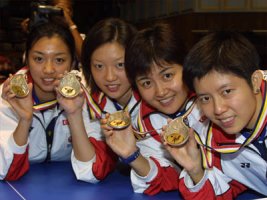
left=155, top=82, right=167, bottom=97
left=213, top=97, right=227, bottom=115
left=105, top=66, right=116, bottom=82
left=43, top=60, right=56, bottom=74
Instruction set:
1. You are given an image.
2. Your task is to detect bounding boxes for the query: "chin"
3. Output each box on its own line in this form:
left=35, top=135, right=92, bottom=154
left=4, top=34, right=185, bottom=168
left=221, top=127, right=241, bottom=135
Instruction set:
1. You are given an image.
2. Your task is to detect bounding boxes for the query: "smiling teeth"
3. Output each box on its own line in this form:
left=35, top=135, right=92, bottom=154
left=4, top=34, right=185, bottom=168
left=44, top=78, right=54, bottom=81
left=107, top=85, right=118, bottom=89
left=160, top=97, right=172, bottom=104
left=221, top=117, right=233, bottom=123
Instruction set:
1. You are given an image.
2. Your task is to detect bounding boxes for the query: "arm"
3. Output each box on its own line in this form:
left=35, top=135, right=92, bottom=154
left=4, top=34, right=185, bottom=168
left=179, top=166, right=247, bottom=199
left=57, top=88, right=117, bottom=183
left=0, top=77, right=33, bottom=180
left=55, top=1, right=83, bottom=60
left=101, top=115, right=181, bottom=195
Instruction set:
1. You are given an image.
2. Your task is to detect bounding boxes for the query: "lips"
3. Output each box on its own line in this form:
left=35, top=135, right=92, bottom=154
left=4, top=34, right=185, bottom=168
left=159, top=96, right=174, bottom=106
left=219, top=116, right=235, bottom=128
left=106, top=84, right=119, bottom=92
left=42, top=78, right=56, bottom=85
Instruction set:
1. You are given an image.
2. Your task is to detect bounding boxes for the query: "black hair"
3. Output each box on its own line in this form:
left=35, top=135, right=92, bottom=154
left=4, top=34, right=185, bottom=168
left=125, top=23, right=187, bottom=89
left=25, top=17, right=77, bottom=68
left=81, top=18, right=137, bottom=92
left=183, top=31, right=260, bottom=92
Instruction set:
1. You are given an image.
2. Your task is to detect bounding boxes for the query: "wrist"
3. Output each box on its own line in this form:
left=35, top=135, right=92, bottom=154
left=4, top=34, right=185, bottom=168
left=119, top=147, right=140, bottom=164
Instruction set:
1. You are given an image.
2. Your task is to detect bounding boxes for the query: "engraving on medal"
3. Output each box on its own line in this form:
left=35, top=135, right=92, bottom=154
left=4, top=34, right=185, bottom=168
left=107, top=110, right=130, bottom=130
left=59, top=73, right=81, bottom=98
left=164, top=117, right=189, bottom=146
left=10, top=74, right=29, bottom=98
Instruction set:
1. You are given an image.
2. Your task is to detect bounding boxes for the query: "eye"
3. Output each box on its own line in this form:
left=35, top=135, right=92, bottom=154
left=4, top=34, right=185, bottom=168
left=163, top=72, right=173, bottom=80
left=116, top=62, right=125, bottom=69
left=94, top=64, right=103, bottom=69
left=33, top=56, right=43, bottom=63
left=222, top=89, right=232, bottom=96
left=198, top=95, right=210, bottom=104
left=55, top=58, right=65, bottom=64
left=138, top=80, right=151, bottom=89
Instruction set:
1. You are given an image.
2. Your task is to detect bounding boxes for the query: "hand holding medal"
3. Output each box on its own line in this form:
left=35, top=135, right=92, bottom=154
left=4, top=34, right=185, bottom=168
left=163, top=117, right=189, bottom=147
left=58, top=72, right=81, bottom=98
left=107, top=110, right=131, bottom=130
left=10, top=74, right=29, bottom=98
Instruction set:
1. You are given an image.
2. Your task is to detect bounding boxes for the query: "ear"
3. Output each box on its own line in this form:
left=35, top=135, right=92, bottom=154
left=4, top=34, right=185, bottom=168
left=251, top=70, right=263, bottom=94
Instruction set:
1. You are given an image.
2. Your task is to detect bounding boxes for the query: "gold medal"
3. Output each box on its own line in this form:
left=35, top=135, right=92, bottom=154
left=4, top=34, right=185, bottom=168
left=10, top=74, right=29, bottom=98
left=107, top=110, right=130, bottom=129
left=164, top=117, right=189, bottom=146
left=59, top=73, right=81, bottom=98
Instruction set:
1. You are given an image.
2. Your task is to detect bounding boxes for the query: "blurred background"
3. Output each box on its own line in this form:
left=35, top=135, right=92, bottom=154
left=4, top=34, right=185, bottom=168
left=0, top=0, right=266, bottom=83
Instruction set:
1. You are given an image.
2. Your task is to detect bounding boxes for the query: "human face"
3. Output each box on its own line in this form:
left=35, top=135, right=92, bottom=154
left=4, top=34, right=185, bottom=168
left=194, top=70, right=262, bottom=134
left=28, top=36, right=72, bottom=102
left=90, top=42, right=131, bottom=105
left=136, top=63, right=189, bottom=114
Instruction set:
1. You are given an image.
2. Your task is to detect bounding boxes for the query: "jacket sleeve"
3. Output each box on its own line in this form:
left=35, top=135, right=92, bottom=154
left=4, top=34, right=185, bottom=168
left=179, top=167, right=247, bottom=200
left=130, top=156, right=181, bottom=195
left=0, top=133, right=29, bottom=181
left=71, top=137, right=118, bottom=183
left=0, top=90, right=30, bottom=180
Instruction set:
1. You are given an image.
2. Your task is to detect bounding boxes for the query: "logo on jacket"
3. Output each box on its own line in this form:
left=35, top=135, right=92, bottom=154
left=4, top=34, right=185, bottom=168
left=62, top=119, right=69, bottom=125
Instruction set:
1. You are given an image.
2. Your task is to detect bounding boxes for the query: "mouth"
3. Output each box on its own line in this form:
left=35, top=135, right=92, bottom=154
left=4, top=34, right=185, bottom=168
left=42, top=78, right=56, bottom=84
left=218, top=116, right=235, bottom=128
left=106, top=84, right=119, bottom=92
left=158, top=96, right=174, bottom=106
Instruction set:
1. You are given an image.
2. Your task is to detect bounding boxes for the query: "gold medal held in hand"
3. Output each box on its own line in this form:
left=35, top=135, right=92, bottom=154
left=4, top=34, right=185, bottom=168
left=164, top=117, right=189, bottom=146
left=10, top=74, right=29, bottom=98
left=107, top=110, right=130, bottom=130
left=59, top=73, right=81, bottom=98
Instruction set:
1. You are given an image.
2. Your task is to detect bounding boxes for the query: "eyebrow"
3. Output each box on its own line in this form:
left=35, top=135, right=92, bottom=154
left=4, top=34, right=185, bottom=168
left=31, top=50, right=68, bottom=56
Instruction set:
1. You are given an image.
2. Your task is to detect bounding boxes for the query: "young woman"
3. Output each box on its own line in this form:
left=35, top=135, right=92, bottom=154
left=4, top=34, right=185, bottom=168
left=170, top=31, right=267, bottom=199
left=101, top=23, right=206, bottom=195
left=0, top=19, right=91, bottom=180
left=71, top=18, right=140, bottom=183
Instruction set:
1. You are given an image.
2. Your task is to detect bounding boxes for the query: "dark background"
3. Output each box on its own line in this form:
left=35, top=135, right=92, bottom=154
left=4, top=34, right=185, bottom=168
left=0, top=0, right=266, bottom=72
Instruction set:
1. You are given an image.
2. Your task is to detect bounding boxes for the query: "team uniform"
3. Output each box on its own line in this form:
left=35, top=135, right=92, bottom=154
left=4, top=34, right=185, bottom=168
left=71, top=89, right=141, bottom=183
left=131, top=96, right=206, bottom=195
left=179, top=81, right=267, bottom=199
left=0, top=67, right=96, bottom=180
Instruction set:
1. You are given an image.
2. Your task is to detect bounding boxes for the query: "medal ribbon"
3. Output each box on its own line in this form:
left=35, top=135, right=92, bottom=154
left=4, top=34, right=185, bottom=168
left=81, top=84, right=102, bottom=119
left=135, top=98, right=196, bottom=140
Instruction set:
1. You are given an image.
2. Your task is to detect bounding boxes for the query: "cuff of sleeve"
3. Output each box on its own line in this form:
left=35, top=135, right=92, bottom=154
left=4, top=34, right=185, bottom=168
left=8, top=135, right=28, bottom=154
left=131, top=157, right=158, bottom=182
left=181, top=169, right=208, bottom=192
left=71, top=151, right=99, bottom=183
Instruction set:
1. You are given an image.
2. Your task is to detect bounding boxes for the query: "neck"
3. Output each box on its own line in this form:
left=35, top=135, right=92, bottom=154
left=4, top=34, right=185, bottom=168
left=34, top=87, right=56, bottom=103
left=116, top=89, right=132, bottom=107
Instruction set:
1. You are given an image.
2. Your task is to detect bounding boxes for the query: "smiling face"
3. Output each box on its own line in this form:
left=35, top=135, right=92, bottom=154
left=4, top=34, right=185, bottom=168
left=28, top=35, right=72, bottom=102
left=90, top=42, right=132, bottom=106
left=136, top=62, right=189, bottom=114
left=194, top=70, right=262, bottom=134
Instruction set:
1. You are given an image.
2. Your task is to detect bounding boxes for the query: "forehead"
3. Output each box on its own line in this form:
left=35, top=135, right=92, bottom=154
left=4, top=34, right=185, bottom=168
left=136, top=62, right=181, bottom=79
left=31, top=36, right=69, bottom=51
left=193, top=70, right=246, bottom=93
left=92, top=42, right=124, bottom=59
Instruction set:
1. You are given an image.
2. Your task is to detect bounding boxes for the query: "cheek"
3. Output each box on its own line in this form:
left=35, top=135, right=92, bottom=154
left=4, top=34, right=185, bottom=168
left=199, top=104, right=214, bottom=118
left=137, top=87, right=153, bottom=102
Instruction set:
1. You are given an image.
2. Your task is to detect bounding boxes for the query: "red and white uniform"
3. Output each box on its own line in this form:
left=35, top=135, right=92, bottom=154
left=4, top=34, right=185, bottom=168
left=0, top=68, right=95, bottom=180
left=131, top=97, right=206, bottom=195
left=179, top=82, right=267, bottom=199
left=71, top=90, right=141, bottom=183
